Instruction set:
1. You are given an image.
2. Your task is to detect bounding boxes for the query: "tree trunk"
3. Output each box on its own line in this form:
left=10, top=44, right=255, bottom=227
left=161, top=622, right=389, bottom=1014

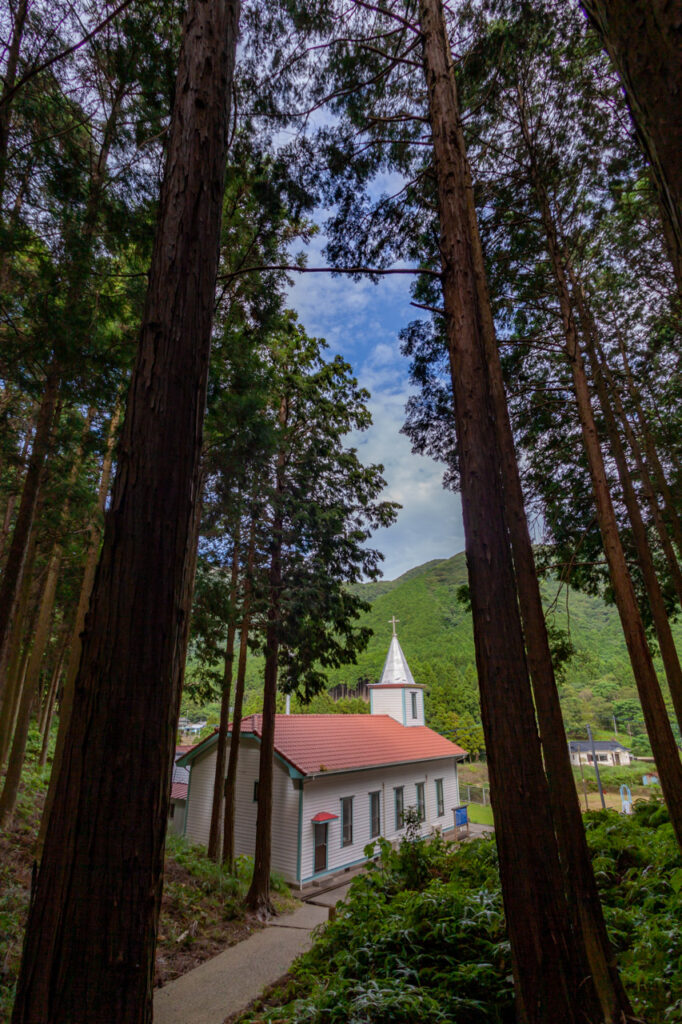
left=519, top=100, right=682, bottom=846
left=0, top=362, right=60, bottom=700
left=595, top=337, right=682, bottom=607
left=0, top=0, right=28, bottom=206
left=572, top=277, right=682, bottom=732
left=0, top=417, right=33, bottom=566
left=223, top=517, right=256, bottom=871
left=38, top=633, right=67, bottom=768
left=10, top=1, right=240, bottom=1020
left=36, top=403, right=120, bottom=857
left=566, top=313, right=682, bottom=848
left=37, top=618, right=71, bottom=741
left=0, top=492, right=17, bottom=565
left=246, top=407, right=287, bottom=917
left=0, top=531, right=39, bottom=767
left=0, top=545, right=60, bottom=827
left=207, top=531, right=241, bottom=861
left=616, top=335, right=682, bottom=562
left=418, top=4, right=596, bottom=1021
left=478, top=227, right=632, bottom=1021
left=581, top=0, right=682, bottom=291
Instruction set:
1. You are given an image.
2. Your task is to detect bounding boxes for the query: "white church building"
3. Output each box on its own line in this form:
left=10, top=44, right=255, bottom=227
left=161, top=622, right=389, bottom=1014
left=177, top=626, right=466, bottom=887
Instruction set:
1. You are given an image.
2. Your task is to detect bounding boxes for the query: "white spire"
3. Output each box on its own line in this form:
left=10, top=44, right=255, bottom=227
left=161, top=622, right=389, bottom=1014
left=378, top=633, right=416, bottom=687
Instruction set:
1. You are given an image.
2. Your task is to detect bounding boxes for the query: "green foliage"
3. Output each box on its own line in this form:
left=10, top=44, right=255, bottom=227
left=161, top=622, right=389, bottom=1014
left=244, top=805, right=680, bottom=1023
left=249, top=833, right=513, bottom=1024
left=573, top=762, right=660, bottom=793
left=205, top=551, right=681, bottom=749
left=584, top=803, right=682, bottom=1018
left=164, top=835, right=289, bottom=919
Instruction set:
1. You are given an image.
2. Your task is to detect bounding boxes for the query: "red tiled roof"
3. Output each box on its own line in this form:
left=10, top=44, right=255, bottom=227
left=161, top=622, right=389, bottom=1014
left=237, top=714, right=466, bottom=776
left=171, top=783, right=188, bottom=801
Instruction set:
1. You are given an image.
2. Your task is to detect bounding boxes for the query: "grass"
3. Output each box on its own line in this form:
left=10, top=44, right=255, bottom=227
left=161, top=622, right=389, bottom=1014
left=466, top=802, right=494, bottom=826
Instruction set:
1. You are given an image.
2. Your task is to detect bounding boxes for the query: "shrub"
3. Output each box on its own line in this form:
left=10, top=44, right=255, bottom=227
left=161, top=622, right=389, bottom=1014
left=243, top=803, right=681, bottom=1023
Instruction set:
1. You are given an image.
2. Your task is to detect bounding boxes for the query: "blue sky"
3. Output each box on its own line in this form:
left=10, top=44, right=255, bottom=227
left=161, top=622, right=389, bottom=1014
left=287, top=232, right=465, bottom=581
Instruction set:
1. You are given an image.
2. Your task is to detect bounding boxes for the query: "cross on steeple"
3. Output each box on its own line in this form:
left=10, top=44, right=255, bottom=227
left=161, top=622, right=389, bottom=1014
left=389, top=615, right=399, bottom=636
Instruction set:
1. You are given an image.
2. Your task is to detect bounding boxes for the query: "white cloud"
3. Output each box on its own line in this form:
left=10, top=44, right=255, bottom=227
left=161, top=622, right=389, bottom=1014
left=286, top=223, right=463, bottom=581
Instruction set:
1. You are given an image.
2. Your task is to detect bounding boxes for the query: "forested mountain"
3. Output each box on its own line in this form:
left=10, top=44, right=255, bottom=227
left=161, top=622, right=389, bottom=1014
left=188, top=551, right=681, bottom=752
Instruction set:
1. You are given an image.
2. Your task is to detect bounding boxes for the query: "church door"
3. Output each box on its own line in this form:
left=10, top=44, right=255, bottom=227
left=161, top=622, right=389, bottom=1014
left=314, top=823, right=327, bottom=873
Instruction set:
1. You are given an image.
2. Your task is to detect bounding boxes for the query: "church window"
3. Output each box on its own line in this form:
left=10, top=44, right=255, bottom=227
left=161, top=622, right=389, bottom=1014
left=435, top=778, right=444, bottom=817
left=394, top=786, right=404, bottom=829
left=341, top=796, right=353, bottom=847
left=411, top=692, right=418, bottom=719
left=416, top=782, right=425, bottom=821
left=369, top=791, right=381, bottom=838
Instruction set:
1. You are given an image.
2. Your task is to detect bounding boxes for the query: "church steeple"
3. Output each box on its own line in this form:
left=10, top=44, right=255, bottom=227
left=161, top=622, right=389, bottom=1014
left=378, top=631, right=417, bottom=688
left=370, top=620, right=425, bottom=726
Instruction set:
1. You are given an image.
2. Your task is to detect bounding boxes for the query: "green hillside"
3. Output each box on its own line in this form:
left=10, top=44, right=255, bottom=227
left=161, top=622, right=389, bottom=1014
left=186, top=552, right=681, bottom=751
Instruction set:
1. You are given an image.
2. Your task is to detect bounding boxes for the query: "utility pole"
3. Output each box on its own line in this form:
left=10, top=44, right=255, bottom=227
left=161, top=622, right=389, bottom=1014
left=612, top=714, right=617, bottom=735
left=586, top=723, right=606, bottom=810
left=578, top=756, right=589, bottom=812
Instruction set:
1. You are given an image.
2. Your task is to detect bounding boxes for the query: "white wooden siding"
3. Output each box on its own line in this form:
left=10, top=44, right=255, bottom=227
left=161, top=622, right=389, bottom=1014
left=370, top=688, right=405, bottom=724
left=300, top=757, right=459, bottom=883
left=405, top=689, right=425, bottom=726
left=168, top=800, right=186, bottom=836
left=184, top=737, right=300, bottom=883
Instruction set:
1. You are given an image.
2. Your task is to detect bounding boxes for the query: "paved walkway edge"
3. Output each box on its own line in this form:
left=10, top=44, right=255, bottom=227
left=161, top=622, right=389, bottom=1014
left=154, top=903, right=328, bottom=1024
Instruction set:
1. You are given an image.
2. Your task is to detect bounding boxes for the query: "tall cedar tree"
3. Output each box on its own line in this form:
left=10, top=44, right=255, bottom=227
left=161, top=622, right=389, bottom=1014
left=0, top=0, right=174, bottom=714
left=11, top=0, right=240, bottom=1020
left=581, top=0, right=682, bottom=292
left=258, top=0, right=615, bottom=1016
left=192, top=144, right=316, bottom=860
left=244, top=316, right=398, bottom=913
left=406, top=0, right=682, bottom=799
left=463, top=0, right=682, bottom=844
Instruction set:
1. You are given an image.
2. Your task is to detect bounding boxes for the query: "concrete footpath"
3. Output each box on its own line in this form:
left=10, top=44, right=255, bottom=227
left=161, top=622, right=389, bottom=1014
left=154, top=884, right=352, bottom=1024
left=154, top=831, right=492, bottom=1024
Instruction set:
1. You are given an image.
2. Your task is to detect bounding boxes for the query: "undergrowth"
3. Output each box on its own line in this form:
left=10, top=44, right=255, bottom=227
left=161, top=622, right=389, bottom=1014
left=0, top=737, right=293, bottom=1019
left=241, top=801, right=682, bottom=1024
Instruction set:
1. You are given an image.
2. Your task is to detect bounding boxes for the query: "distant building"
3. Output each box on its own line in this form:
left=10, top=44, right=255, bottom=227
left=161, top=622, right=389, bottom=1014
left=178, top=718, right=207, bottom=736
left=168, top=747, right=191, bottom=835
left=568, top=740, right=633, bottom=767
left=178, top=624, right=467, bottom=887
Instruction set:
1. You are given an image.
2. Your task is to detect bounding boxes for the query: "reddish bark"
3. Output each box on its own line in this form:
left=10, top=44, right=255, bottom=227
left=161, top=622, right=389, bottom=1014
left=0, top=546, right=60, bottom=827
left=223, top=517, right=256, bottom=871
left=0, top=529, right=39, bottom=767
left=0, top=363, right=60, bottom=698
left=207, top=534, right=241, bottom=861
left=246, top=403, right=287, bottom=916
left=38, top=632, right=67, bottom=768
left=10, top=0, right=241, bottom=1019
left=0, top=0, right=28, bottom=204
left=517, top=100, right=682, bottom=847
left=417, top=3, right=599, bottom=1020
left=581, top=0, right=682, bottom=290
left=596, top=337, right=682, bottom=608
left=482, top=238, right=632, bottom=1023
left=572, top=278, right=682, bottom=733
left=37, top=403, right=120, bottom=857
